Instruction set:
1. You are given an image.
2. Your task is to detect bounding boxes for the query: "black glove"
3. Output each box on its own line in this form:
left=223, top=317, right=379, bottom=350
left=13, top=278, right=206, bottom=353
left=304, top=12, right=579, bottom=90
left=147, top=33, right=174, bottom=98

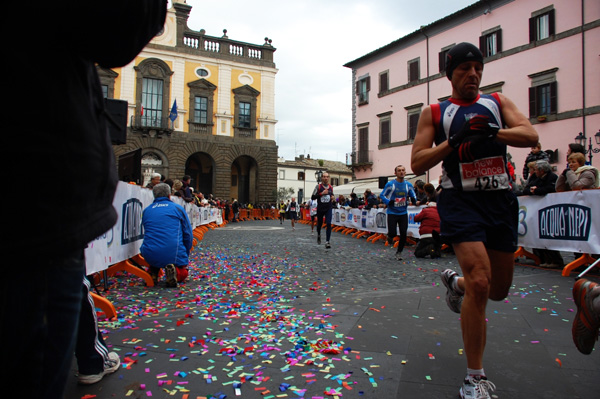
left=448, top=115, right=499, bottom=149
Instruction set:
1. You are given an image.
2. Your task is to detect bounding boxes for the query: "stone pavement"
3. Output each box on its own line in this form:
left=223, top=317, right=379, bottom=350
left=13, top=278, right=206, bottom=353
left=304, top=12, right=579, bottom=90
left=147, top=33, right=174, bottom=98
left=64, top=219, right=600, bottom=399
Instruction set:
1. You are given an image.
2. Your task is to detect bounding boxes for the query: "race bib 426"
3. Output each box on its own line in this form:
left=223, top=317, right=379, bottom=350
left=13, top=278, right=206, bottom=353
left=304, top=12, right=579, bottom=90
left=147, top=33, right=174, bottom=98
left=459, top=156, right=510, bottom=191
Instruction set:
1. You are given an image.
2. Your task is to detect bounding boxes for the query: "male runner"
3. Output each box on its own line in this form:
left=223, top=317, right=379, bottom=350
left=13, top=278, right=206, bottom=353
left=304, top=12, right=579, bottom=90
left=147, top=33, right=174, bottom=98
left=411, top=42, right=538, bottom=399
left=379, top=165, right=416, bottom=260
left=312, top=172, right=334, bottom=248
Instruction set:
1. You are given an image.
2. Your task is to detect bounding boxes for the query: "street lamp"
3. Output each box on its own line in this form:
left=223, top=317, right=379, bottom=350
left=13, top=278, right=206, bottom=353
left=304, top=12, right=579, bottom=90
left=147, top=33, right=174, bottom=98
left=574, top=131, right=600, bottom=163
left=315, top=169, right=323, bottom=183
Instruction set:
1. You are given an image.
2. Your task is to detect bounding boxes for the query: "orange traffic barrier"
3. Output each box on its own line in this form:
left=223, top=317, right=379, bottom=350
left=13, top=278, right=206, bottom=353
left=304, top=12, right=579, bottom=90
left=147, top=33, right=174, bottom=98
left=92, top=292, right=117, bottom=320
left=562, top=253, right=598, bottom=277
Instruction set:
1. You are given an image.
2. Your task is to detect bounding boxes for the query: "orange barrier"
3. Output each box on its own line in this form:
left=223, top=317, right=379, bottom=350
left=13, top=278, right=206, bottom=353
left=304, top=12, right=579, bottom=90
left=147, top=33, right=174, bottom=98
left=562, top=253, right=598, bottom=276
left=514, top=246, right=540, bottom=265
left=92, top=225, right=210, bottom=317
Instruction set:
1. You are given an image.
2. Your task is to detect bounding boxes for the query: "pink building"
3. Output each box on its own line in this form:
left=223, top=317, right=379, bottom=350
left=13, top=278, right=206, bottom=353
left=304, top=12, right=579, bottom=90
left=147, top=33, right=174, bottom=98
left=344, top=0, right=600, bottom=186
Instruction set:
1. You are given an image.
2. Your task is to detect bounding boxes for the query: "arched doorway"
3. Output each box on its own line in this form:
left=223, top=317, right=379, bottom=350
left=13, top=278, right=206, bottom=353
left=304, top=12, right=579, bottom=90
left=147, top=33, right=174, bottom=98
left=231, top=155, right=258, bottom=204
left=141, top=151, right=167, bottom=187
left=185, top=152, right=215, bottom=196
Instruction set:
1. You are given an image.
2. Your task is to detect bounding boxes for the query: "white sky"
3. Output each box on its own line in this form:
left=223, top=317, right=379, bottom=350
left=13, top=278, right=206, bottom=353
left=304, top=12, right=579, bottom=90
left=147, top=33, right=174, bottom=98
left=185, top=0, right=477, bottom=163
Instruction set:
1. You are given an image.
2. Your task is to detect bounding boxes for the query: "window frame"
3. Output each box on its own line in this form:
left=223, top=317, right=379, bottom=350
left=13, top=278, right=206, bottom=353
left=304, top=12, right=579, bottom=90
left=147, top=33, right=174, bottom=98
left=528, top=68, right=558, bottom=118
left=529, top=8, right=555, bottom=42
left=133, top=58, right=172, bottom=131
left=188, top=78, right=217, bottom=134
left=356, top=76, right=370, bottom=105
left=378, top=111, right=392, bottom=145
left=232, top=85, right=260, bottom=138
left=479, top=28, right=502, bottom=57
left=379, top=70, right=389, bottom=94
left=407, top=58, right=420, bottom=83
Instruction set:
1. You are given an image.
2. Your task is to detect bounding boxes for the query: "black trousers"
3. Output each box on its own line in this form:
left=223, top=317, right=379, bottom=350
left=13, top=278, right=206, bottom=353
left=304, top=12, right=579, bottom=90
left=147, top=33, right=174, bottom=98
left=387, top=213, right=408, bottom=253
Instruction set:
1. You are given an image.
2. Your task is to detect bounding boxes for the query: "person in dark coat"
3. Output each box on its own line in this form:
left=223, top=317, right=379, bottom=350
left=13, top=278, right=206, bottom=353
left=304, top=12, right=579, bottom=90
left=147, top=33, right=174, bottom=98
left=3, top=2, right=168, bottom=397
left=522, top=142, right=549, bottom=180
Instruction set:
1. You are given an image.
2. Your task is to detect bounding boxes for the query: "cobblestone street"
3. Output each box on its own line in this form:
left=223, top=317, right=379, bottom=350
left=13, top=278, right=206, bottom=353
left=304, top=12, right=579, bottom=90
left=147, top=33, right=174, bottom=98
left=65, top=219, right=599, bottom=399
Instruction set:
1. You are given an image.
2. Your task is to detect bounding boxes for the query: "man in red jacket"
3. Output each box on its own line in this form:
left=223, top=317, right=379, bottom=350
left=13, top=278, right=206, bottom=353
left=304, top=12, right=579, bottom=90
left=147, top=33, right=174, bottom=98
left=414, top=201, right=441, bottom=258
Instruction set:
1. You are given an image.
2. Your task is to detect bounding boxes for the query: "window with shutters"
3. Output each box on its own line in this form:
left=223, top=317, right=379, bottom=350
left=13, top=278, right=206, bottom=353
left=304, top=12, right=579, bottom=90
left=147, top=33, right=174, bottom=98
left=529, top=8, right=555, bottom=42
left=408, top=58, right=420, bottom=82
left=479, top=28, right=502, bottom=57
left=357, top=125, right=370, bottom=163
left=528, top=68, right=558, bottom=118
left=379, top=114, right=391, bottom=145
left=379, top=70, right=389, bottom=94
left=404, top=103, right=422, bottom=141
left=438, top=47, right=452, bottom=74
left=356, top=76, right=370, bottom=105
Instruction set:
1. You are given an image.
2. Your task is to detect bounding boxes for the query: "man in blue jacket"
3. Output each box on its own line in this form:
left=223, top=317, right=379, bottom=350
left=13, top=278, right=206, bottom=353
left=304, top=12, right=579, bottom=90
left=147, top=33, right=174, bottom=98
left=379, top=165, right=416, bottom=260
left=141, top=183, right=193, bottom=287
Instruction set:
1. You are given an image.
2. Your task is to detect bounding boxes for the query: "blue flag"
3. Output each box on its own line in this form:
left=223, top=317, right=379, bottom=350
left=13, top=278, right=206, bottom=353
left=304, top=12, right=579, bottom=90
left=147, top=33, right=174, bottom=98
left=169, top=99, right=178, bottom=122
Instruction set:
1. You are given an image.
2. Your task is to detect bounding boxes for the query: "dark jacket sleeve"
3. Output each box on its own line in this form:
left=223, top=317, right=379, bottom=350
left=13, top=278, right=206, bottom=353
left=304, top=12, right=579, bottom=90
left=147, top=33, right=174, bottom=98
left=66, top=0, right=168, bottom=68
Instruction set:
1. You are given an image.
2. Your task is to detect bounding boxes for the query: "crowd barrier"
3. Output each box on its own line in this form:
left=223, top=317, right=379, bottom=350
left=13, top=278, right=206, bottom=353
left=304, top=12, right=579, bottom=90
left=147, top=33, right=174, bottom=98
left=88, top=185, right=598, bottom=319
left=297, top=190, right=599, bottom=276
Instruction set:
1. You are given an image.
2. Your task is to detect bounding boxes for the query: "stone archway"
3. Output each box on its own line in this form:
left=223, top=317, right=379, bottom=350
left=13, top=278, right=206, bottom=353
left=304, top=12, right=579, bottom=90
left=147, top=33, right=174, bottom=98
left=185, top=152, right=215, bottom=196
left=231, top=155, right=259, bottom=204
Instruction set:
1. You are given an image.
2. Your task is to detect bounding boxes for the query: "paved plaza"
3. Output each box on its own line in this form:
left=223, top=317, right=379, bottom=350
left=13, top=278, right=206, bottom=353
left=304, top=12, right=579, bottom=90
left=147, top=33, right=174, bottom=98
left=64, top=218, right=599, bottom=399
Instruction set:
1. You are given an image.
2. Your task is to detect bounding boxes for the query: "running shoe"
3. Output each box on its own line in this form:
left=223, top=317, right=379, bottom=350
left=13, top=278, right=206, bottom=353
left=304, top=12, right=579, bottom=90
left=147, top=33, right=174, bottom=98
left=317, top=234, right=321, bottom=245
left=78, top=352, right=120, bottom=385
left=572, top=278, right=600, bottom=354
left=395, top=252, right=403, bottom=261
left=460, top=375, right=495, bottom=399
left=325, top=242, right=331, bottom=249
left=441, top=269, right=463, bottom=314
left=165, top=264, right=178, bottom=288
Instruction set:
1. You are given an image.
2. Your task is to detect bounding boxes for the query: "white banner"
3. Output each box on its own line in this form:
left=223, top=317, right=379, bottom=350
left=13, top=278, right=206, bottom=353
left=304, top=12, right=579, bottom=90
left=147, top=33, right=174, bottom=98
left=332, top=207, right=425, bottom=237
left=85, top=182, right=220, bottom=274
left=517, top=190, right=599, bottom=254
left=331, top=189, right=599, bottom=254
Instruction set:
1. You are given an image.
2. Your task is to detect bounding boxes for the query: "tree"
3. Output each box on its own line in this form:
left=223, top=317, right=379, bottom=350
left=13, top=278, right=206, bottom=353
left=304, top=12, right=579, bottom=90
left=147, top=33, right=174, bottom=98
left=272, top=187, right=295, bottom=202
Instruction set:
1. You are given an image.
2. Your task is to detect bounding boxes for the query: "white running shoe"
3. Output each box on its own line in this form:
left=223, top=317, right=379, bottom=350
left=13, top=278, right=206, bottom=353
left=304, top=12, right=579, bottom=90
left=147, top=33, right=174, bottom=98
left=460, top=375, right=496, bottom=399
left=441, top=269, right=463, bottom=314
left=78, top=352, right=120, bottom=385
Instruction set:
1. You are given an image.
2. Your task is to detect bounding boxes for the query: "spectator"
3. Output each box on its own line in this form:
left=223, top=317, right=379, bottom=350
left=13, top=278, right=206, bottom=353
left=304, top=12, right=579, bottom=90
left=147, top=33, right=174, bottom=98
left=526, top=161, right=564, bottom=268
left=363, top=189, right=378, bottom=210
left=556, top=152, right=599, bottom=191
left=414, top=180, right=428, bottom=205
left=3, top=1, right=167, bottom=397
left=75, top=277, right=120, bottom=385
left=146, top=172, right=161, bottom=189
left=414, top=201, right=441, bottom=258
left=567, top=143, right=589, bottom=165
left=349, top=192, right=359, bottom=208
left=181, top=175, right=194, bottom=203
left=232, top=199, right=240, bottom=222
left=423, top=182, right=437, bottom=202
left=519, top=161, right=539, bottom=195
left=140, top=183, right=193, bottom=288
left=522, top=142, right=549, bottom=180
left=526, top=160, right=558, bottom=196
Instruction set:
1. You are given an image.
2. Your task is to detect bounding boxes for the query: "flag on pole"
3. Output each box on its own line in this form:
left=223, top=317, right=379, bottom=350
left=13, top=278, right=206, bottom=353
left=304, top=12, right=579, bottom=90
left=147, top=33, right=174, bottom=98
left=169, top=99, right=178, bottom=123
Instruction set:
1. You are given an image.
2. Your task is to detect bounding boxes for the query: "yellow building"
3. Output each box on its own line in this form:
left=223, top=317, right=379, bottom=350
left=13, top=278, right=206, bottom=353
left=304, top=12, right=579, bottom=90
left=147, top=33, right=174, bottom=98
left=102, top=0, right=278, bottom=204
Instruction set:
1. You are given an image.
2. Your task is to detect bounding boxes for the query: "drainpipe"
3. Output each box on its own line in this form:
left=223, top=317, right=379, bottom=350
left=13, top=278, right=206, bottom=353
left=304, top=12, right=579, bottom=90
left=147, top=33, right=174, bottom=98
left=421, top=27, right=430, bottom=183
left=581, top=0, right=586, bottom=136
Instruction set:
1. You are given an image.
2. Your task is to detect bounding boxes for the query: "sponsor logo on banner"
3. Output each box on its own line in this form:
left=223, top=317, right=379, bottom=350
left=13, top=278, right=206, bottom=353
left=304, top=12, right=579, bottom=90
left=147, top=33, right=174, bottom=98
left=376, top=212, right=387, bottom=229
left=340, top=212, right=346, bottom=222
left=538, top=204, right=591, bottom=241
left=121, top=198, right=144, bottom=244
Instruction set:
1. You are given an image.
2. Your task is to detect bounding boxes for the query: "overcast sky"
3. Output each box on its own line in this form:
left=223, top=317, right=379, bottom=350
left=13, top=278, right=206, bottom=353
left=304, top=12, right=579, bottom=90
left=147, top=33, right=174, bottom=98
left=185, top=0, right=477, bottom=163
